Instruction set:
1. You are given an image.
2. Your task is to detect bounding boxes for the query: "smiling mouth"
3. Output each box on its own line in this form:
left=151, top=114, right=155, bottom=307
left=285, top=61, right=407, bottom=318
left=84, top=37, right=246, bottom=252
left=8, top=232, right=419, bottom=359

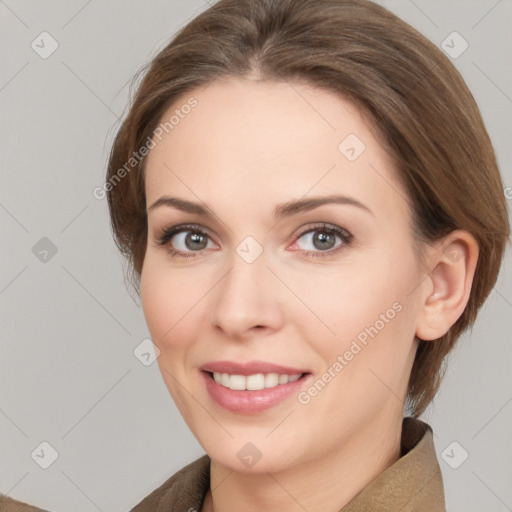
left=204, top=371, right=310, bottom=391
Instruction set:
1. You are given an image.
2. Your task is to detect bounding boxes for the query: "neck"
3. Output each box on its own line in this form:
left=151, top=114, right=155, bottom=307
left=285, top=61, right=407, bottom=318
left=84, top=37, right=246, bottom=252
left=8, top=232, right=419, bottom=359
left=202, top=412, right=403, bottom=512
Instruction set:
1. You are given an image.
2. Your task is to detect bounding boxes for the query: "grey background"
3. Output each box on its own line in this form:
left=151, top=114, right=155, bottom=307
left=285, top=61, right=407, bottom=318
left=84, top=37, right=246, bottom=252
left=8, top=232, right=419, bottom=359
left=1, top=0, right=511, bottom=511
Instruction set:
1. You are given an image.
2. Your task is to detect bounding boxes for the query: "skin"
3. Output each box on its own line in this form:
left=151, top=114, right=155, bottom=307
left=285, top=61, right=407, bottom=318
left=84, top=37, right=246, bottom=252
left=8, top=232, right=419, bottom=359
left=140, top=77, right=478, bottom=512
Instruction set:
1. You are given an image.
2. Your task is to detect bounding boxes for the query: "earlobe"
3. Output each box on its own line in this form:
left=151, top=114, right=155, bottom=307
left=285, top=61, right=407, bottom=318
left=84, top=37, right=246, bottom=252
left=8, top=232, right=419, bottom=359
left=415, top=230, right=479, bottom=342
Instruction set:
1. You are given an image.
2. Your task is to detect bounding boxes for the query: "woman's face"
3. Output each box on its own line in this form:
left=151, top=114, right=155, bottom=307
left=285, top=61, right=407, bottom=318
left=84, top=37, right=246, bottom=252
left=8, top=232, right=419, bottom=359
left=141, top=77, right=427, bottom=472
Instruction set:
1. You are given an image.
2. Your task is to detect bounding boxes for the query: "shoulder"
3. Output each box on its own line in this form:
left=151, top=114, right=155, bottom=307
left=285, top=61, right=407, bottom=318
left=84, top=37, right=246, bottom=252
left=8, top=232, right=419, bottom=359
left=0, top=495, right=50, bottom=512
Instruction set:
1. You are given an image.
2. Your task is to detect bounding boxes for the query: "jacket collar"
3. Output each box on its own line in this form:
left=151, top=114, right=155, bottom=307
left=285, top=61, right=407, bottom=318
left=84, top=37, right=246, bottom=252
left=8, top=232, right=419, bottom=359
left=131, top=417, right=446, bottom=512
left=341, top=417, right=446, bottom=511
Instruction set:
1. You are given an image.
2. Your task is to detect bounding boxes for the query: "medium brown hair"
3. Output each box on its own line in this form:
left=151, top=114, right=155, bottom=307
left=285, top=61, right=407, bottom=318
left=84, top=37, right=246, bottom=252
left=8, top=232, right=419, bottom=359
left=106, top=0, right=510, bottom=416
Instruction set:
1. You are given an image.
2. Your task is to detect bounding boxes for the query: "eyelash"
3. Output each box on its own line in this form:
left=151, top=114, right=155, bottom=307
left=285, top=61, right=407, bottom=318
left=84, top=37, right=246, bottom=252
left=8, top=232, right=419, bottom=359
left=155, top=222, right=354, bottom=259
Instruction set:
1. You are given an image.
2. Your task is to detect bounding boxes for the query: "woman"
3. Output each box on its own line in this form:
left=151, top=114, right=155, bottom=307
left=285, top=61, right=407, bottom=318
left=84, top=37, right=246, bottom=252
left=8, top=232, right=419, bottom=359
left=2, top=0, right=508, bottom=510
left=110, top=0, right=509, bottom=510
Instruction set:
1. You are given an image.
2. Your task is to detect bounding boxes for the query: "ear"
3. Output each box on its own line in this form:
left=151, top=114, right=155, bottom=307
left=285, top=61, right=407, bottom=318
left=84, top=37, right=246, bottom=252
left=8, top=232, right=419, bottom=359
left=415, top=230, right=479, bottom=341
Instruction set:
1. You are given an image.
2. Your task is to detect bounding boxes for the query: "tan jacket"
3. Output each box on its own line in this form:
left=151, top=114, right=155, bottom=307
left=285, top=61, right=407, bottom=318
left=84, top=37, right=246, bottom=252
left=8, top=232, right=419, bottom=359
left=0, top=417, right=446, bottom=511
left=0, top=496, right=49, bottom=512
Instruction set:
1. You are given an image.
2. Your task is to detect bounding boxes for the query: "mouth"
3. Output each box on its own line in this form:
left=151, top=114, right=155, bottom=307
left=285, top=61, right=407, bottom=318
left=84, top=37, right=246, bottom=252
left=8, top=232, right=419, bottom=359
left=200, top=369, right=312, bottom=414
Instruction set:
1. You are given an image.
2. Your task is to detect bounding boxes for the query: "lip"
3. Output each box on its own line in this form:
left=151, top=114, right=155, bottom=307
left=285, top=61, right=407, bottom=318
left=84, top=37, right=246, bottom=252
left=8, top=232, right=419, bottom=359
left=200, top=360, right=308, bottom=376
left=200, top=371, right=310, bottom=414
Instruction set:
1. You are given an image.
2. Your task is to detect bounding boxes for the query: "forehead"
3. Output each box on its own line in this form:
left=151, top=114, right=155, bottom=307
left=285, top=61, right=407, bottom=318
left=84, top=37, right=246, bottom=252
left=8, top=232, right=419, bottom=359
left=144, top=77, right=408, bottom=220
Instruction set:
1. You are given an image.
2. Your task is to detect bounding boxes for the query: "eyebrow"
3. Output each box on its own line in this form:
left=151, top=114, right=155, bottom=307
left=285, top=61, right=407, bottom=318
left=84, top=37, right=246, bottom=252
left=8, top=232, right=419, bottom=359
left=147, top=194, right=374, bottom=220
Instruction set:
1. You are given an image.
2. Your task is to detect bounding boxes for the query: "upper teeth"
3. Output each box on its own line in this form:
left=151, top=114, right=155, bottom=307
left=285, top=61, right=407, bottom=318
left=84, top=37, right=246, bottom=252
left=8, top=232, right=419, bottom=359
left=213, top=372, right=302, bottom=391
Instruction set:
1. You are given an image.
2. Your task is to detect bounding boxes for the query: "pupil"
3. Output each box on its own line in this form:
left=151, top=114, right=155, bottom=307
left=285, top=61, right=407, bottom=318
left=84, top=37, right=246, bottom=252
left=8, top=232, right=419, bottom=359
left=314, top=231, right=334, bottom=250
left=187, top=232, right=206, bottom=250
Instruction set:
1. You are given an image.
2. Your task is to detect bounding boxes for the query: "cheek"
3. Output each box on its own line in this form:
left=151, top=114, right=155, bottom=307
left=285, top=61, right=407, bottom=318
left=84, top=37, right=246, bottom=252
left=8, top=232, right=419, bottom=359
left=290, top=250, right=419, bottom=364
left=140, top=257, right=214, bottom=357
left=287, top=265, right=401, bottom=341
left=141, top=261, right=201, bottom=411
left=141, top=259, right=188, bottom=345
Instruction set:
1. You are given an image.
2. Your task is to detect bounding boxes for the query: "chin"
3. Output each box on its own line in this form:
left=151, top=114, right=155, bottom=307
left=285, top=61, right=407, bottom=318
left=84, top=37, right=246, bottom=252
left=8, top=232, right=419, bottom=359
left=197, top=431, right=305, bottom=475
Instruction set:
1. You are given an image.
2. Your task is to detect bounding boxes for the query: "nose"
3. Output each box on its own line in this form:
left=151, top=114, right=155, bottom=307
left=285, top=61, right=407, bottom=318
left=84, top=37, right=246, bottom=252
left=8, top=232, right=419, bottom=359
left=210, top=250, right=284, bottom=340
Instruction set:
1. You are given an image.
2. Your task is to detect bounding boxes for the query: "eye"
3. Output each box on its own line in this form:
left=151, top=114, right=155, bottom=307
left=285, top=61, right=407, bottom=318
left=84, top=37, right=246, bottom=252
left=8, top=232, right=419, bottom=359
left=156, top=224, right=216, bottom=258
left=155, top=222, right=353, bottom=259
left=291, top=223, right=353, bottom=257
